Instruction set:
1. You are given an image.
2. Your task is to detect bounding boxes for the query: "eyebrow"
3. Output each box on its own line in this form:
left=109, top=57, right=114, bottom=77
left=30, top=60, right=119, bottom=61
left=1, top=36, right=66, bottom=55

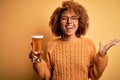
left=61, top=16, right=78, bottom=17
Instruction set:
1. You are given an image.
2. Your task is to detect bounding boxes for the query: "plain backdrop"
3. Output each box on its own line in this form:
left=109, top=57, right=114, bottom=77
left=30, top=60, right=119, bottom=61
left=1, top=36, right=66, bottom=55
left=0, top=0, right=120, bottom=80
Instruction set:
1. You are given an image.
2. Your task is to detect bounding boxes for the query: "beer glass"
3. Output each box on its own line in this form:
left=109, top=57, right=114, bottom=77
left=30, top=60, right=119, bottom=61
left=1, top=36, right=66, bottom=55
left=32, top=35, right=43, bottom=52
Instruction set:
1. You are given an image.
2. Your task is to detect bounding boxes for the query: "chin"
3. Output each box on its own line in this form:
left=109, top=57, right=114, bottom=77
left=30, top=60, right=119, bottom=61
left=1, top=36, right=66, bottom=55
left=66, top=33, right=75, bottom=36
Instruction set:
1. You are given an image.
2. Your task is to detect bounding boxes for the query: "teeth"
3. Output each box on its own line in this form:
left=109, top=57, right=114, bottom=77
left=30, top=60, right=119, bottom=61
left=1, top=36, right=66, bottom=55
left=66, top=26, right=73, bottom=29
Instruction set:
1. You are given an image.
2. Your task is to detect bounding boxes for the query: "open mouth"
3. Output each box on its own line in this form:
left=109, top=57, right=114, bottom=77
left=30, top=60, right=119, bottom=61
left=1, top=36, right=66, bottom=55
left=66, top=26, right=74, bottom=29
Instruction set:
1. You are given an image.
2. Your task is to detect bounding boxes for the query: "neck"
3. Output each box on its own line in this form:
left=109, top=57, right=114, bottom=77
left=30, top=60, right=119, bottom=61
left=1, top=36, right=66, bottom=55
left=61, top=34, right=79, bottom=42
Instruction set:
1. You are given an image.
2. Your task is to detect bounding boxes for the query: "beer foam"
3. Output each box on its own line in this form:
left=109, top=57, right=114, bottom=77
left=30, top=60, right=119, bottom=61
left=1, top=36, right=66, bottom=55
left=32, top=35, right=43, bottom=38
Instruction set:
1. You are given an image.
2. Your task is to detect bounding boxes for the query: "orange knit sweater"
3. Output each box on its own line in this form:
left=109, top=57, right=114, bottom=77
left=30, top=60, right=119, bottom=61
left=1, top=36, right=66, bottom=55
left=36, top=37, right=108, bottom=80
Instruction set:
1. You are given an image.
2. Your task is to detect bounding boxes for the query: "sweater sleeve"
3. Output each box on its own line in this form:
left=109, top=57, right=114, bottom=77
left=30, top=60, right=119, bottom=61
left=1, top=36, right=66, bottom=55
left=33, top=58, right=51, bottom=80
left=88, top=41, right=108, bottom=80
left=32, top=51, right=51, bottom=80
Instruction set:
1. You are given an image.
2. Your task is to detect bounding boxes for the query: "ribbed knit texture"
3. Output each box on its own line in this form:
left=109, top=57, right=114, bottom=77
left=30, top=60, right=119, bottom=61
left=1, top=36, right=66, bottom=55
left=39, top=37, right=108, bottom=80
left=50, top=38, right=89, bottom=80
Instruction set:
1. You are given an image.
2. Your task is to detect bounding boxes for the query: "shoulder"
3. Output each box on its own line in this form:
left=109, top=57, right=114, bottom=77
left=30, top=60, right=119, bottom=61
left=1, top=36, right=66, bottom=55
left=46, top=39, right=59, bottom=46
left=81, top=37, right=94, bottom=43
left=45, top=39, right=59, bottom=52
left=81, top=37, right=96, bottom=48
left=81, top=37, right=96, bottom=54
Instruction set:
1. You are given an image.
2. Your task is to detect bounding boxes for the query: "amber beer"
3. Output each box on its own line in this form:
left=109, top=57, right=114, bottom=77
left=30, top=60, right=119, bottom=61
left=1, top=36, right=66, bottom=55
left=32, top=35, right=43, bottom=52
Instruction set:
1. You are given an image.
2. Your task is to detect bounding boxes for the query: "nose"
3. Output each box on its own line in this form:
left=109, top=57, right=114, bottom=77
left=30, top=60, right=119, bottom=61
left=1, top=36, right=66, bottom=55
left=67, top=17, right=72, bottom=24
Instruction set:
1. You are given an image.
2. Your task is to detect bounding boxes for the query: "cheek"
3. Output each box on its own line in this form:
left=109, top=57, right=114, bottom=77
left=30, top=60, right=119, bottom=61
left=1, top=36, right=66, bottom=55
left=60, top=22, right=65, bottom=30
left=60, top=21, right=65, bottom=26
left=76, top=22, right=79, bottom=26
left=75, top=23, right=79, bottom=29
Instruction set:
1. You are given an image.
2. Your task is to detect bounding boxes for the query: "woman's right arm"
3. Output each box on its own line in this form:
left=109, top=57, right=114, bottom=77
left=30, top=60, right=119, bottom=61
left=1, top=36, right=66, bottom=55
left=29, top=50, right=51, bottom=80
left=31, top=40, right=56, bottom=80
left=33, top=59, right=51, bottom=80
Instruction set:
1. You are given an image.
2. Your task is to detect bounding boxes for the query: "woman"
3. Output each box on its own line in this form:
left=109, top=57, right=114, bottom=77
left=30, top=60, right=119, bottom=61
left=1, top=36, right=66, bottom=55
left=29, top=1, right=120, bottom=80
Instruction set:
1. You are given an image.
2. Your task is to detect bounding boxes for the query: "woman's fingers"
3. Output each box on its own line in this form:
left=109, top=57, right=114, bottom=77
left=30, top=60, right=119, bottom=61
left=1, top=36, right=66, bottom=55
left=99, top=38, right=120, bottom=54
left=106, top=39, right=120, bottom=50
left=31, top=42, right=33, bottom=48
left=29, top=50, right=42, bottom=59
left=111, top=39, right=120, bottom=45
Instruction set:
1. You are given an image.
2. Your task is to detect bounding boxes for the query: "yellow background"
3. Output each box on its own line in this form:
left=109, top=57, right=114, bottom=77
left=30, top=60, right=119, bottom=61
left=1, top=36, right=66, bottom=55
left=0, top=0, right=120, bottom=80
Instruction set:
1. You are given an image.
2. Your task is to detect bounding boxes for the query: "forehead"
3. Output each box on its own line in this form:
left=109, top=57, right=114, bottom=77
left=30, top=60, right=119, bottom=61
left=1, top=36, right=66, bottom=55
left=61, top=9, right=77, bottom=17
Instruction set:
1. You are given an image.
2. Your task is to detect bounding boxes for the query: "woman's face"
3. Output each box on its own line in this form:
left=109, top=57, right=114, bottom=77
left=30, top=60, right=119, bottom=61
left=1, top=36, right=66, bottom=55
left=60, top=9, right=79, bottom=37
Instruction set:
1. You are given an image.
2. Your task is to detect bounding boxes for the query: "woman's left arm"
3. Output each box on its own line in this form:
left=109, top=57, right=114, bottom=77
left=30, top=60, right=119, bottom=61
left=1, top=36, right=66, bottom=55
left=89, top=39, right=120, bottom=80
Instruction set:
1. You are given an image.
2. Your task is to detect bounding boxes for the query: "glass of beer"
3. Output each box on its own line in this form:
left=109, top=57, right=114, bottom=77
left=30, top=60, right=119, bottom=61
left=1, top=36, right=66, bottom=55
left=32, top=35, right=43, bottom=52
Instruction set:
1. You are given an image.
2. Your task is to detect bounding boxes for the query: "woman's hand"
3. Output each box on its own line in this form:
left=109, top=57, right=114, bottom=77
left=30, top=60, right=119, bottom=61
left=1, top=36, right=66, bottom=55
left=98, top=39, right=120, bottom=55
left=29, top=51, right=42, bottom=63
left=29, top=42, right=43, bottom=63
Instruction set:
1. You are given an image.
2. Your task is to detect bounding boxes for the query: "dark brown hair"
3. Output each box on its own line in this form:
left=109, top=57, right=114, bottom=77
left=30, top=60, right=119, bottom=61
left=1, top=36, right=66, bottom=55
left=49, top=0, right=89, bottom=37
